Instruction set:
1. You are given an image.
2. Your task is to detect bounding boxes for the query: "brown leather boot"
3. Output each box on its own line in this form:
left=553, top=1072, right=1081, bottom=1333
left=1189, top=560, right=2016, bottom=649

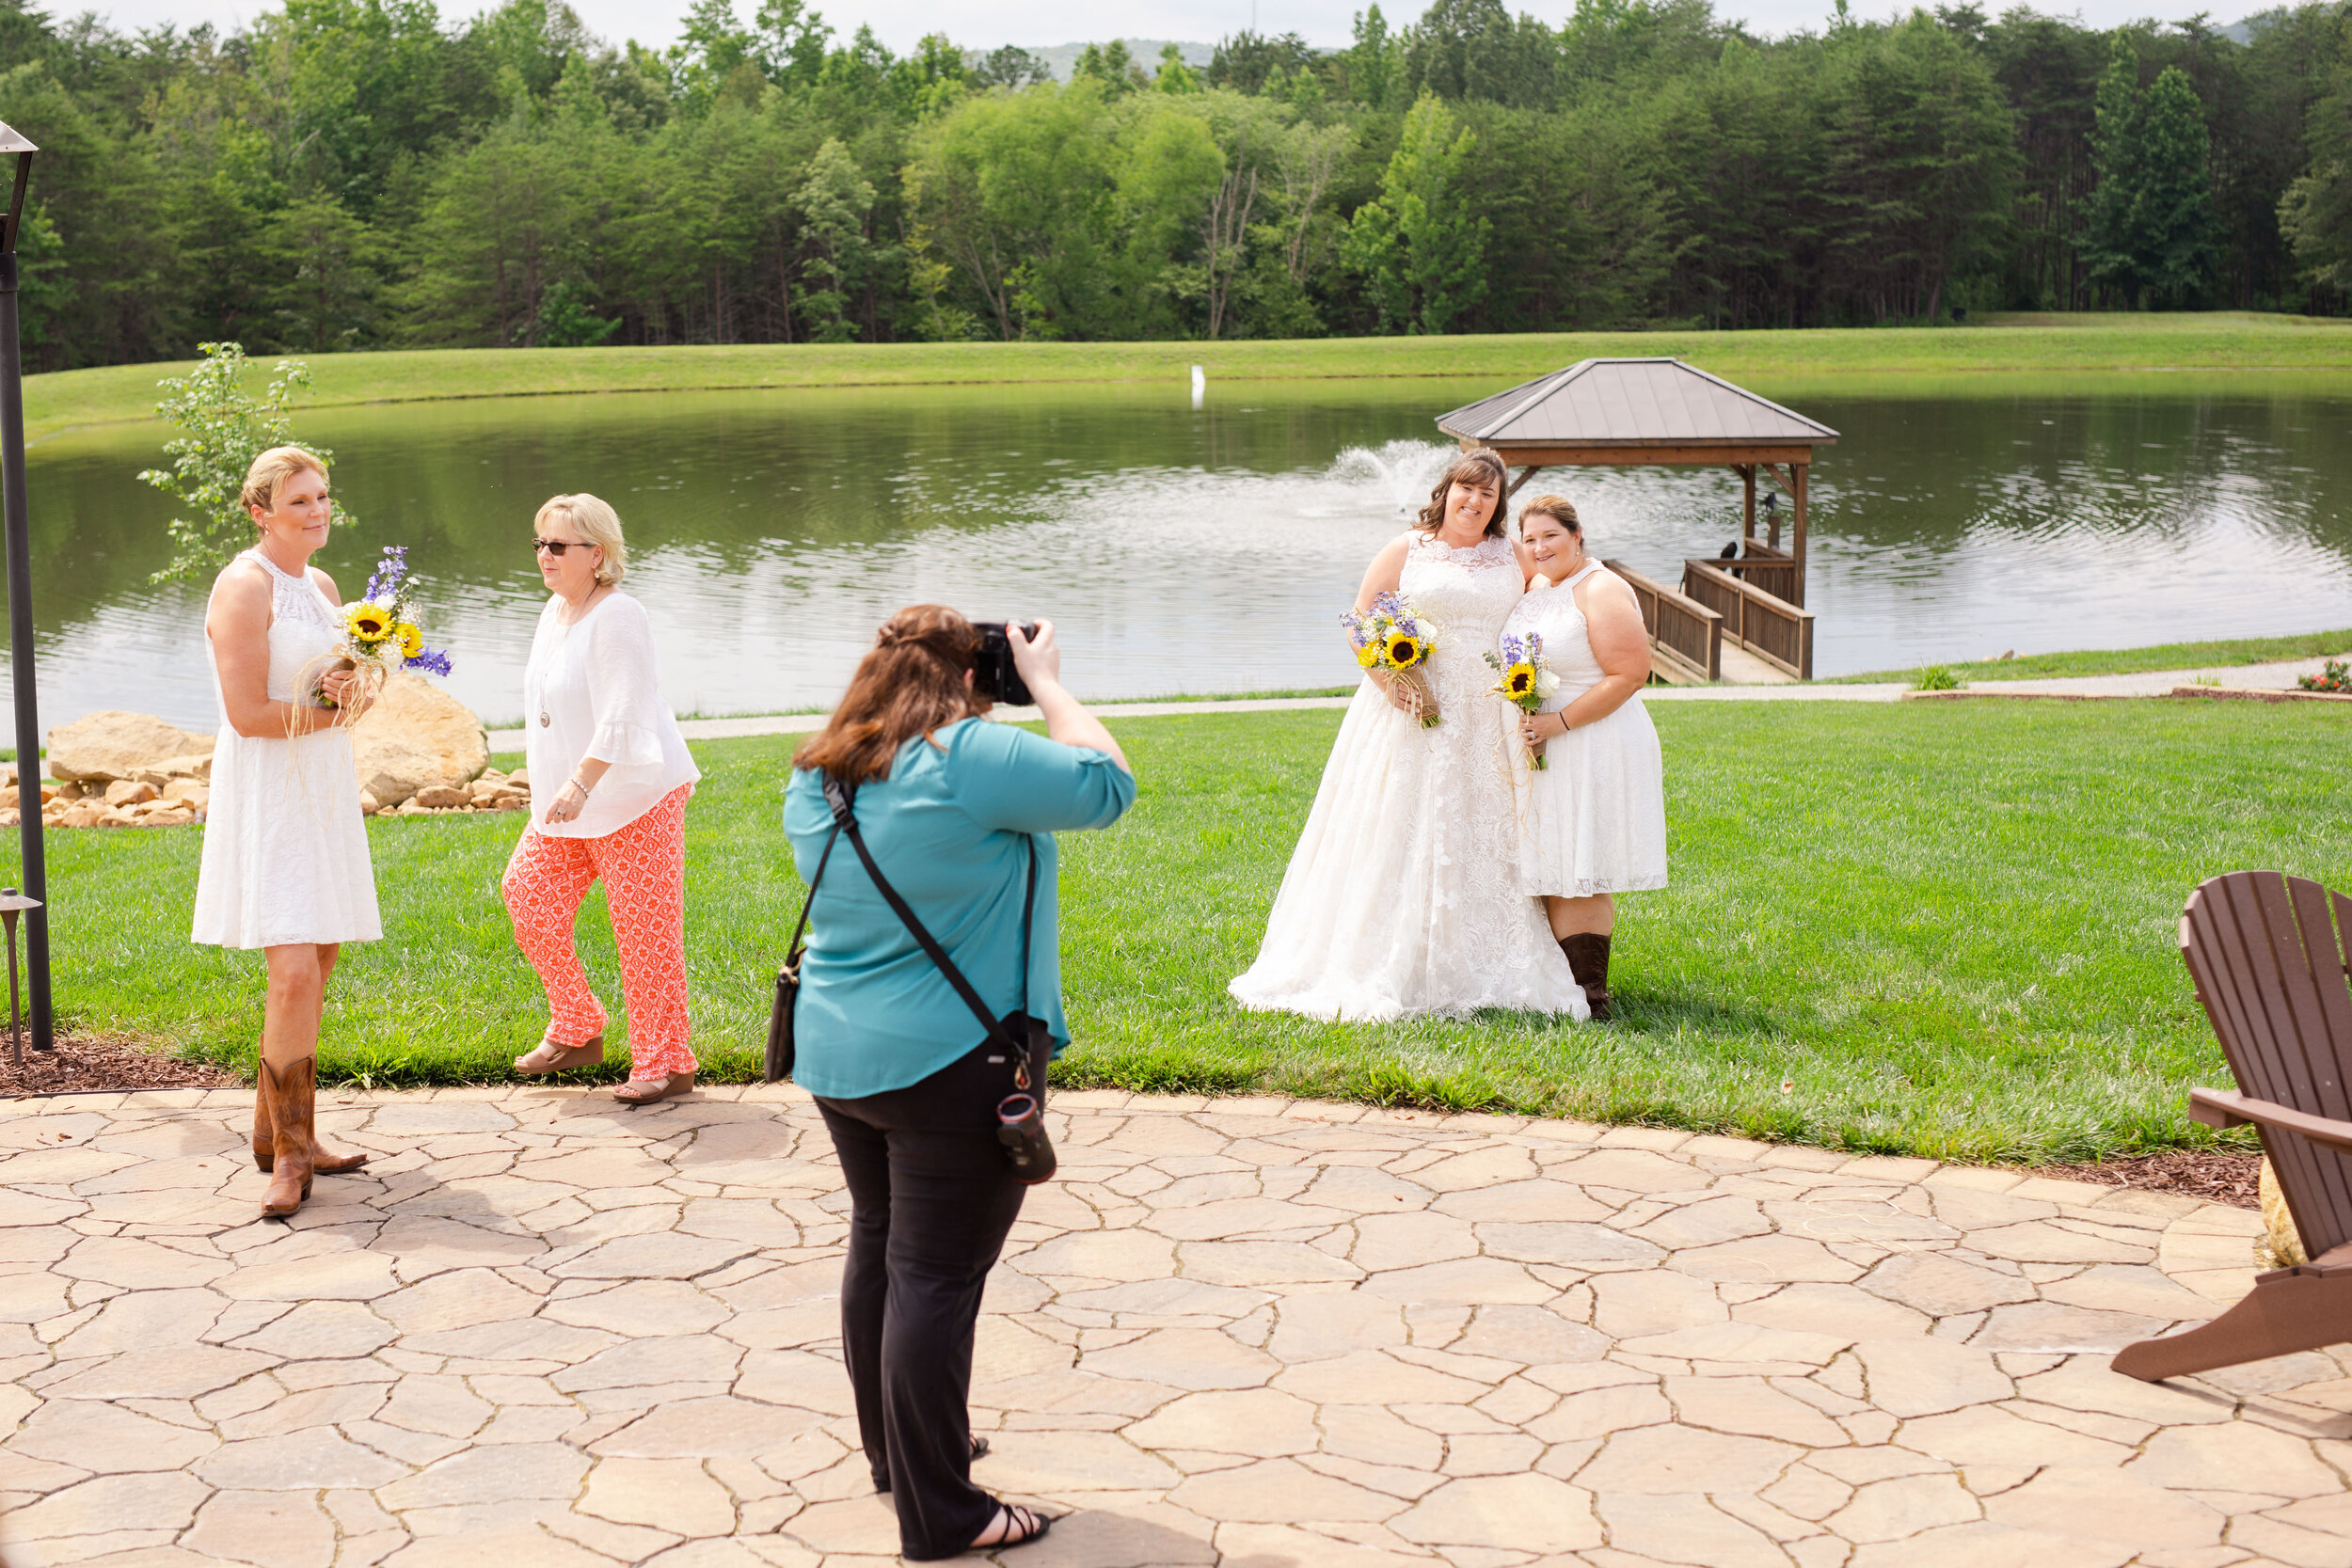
left=260, top=1056, right=318, bottom=1218
left=252, top=1060, right=368, bottom=1176
left=1561, top=933, right=1613, bottom=1022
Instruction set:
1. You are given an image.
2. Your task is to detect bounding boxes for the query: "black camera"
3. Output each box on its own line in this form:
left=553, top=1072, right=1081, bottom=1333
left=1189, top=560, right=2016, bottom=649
left=971, top=621, right=1041, bottom=707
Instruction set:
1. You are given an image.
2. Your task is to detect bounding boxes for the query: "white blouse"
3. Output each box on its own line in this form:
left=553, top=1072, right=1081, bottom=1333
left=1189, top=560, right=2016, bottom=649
left=521, top=592, right=701, bottom=838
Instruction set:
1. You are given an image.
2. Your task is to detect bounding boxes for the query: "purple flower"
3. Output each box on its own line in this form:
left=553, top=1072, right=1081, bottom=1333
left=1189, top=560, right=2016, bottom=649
left=365, top=546, right=409, bottom=604
left=404, top=646, right=453, bottom=676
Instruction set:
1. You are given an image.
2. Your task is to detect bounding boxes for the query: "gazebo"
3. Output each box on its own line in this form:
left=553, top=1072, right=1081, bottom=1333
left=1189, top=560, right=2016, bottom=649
left=1437, top=357, right=1838, bottom=681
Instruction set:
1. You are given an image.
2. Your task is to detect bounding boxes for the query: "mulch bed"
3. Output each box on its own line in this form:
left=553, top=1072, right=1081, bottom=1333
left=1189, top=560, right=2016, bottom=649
left=0, top=1032, right=242, bottom=1099
left=2042, top=1148, right=2261, bottom=1209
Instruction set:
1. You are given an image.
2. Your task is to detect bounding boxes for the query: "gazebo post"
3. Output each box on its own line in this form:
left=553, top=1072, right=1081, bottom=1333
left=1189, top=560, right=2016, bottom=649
left=1791, top=461, right=1808, bottom=607
left=1740, top=465, right=1756, bottom=551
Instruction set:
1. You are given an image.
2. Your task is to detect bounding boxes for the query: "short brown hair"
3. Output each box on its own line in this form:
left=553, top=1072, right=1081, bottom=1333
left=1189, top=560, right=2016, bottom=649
left=1414, top=450, right=1510, bottom=538
left=241, top=446, right=328, bottom=516
left=1518, top=493, right=1581, bottom=535
left=793, top=606, right=985, bottom=786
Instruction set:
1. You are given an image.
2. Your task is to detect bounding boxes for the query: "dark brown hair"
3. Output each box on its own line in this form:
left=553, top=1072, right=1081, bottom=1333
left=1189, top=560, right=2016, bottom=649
left=1413, top=450, right=1510, bottom=538
left=1517, top=493, right=1581, bottom=536
left=793, top=606, right=984, bottom=785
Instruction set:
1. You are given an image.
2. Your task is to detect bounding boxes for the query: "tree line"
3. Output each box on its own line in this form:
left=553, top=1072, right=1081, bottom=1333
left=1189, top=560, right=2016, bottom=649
left=2, top=0, right=2349, bottom=369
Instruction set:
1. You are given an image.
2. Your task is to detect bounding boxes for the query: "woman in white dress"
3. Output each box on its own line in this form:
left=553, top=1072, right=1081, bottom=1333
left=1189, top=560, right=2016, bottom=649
left=1502, top=495, right=1668, bottom=1020
left=502, top=494, right=704, bottom=1105
left=192, top=445, right=382, bottom=1219
left=1231, top=451, right=1587, bottom=1022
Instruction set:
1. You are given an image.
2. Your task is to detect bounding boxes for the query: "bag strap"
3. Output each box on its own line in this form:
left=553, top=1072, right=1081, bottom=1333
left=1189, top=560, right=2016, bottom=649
left=822, top=775, right=1037, bottom=1053
left=784, top=822, right=841, bottom=968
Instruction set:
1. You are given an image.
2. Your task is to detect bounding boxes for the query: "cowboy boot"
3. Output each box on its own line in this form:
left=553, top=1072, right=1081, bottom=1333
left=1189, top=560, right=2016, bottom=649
left=252, top=1058, right=368, bottom=1175
left=260, top=1056, right=318, bottom=1218
left=1561, top=933, right=1613, bottom=1022
left=251, top=1063, right=274, bottom=1171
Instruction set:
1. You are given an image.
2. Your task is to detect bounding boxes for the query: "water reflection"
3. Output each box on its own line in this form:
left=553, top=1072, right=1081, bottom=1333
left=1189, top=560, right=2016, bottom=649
left=18, top=374, right=2352, bottom=732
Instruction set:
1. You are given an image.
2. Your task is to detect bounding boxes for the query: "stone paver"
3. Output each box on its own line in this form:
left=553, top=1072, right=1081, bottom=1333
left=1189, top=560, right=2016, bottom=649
left=0, top=1085, right=2334, bottom=1567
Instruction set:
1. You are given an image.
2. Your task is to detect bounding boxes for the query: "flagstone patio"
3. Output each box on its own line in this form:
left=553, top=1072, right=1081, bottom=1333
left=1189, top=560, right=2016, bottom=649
left=0, top=1084, right=2338, bottom=1568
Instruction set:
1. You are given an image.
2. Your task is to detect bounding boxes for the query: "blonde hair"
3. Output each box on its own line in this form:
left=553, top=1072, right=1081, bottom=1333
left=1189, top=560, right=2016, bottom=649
left=1518, top=493, right=1581, bottom=535
left=241, top=446, right=328, bottom=517
left=534, top=493, right=627, bottom=586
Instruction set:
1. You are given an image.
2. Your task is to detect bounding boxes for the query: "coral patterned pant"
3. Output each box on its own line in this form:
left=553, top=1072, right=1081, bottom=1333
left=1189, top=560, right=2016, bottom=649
left=501, top=784, right=697, bottom=1078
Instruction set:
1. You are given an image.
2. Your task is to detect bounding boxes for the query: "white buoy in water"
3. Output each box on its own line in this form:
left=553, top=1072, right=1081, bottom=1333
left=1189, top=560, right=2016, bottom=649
left=1190, top=364, right=1205, bottom=409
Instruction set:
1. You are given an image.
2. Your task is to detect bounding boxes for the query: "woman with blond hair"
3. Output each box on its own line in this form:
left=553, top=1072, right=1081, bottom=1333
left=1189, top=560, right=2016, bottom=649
left=1502, top=495, right=1667, bottom=1020
left=785, top=606, right=1134, bottom=1559
left=503, top=494, right=703, bottom=1104
left=193, top=445, right=380, bottom=1218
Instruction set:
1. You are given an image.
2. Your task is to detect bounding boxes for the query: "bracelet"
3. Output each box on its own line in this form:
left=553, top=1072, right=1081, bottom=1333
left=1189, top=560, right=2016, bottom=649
left=563, top=777, right=593, bottom=797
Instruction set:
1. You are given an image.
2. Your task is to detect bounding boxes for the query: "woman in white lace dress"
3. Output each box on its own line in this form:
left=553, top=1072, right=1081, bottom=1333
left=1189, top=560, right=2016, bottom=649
left=1501, top=496, right=1667, bottom=1020
left=192, top=446, right=381, bottom=1219
left=1231, top=451, right=1588, bottom=1022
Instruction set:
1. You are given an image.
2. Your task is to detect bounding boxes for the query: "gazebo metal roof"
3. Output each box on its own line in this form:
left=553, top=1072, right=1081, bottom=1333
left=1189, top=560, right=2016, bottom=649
left=1437, top=356, right=1837, bottom=464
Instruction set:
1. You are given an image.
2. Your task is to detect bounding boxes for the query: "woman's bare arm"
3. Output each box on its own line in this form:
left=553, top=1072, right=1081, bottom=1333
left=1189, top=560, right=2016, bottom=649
left=207, top=562, right=365, bottom=738
left=1549, top=572, right=1652, bottom=734
left=1352, top=534, right=1422, bottom=716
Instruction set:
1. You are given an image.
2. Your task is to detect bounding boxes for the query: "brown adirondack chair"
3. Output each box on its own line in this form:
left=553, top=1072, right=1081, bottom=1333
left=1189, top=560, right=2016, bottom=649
left=2113, top=870, right=2352, bottom=1383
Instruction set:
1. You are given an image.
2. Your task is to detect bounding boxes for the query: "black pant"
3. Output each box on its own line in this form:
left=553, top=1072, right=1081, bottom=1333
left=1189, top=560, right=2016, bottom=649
left=816, top=1042, right=1029, bottom=1561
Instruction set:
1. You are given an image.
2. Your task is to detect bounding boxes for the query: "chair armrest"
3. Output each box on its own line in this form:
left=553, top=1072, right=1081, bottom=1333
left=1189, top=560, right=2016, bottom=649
left=2189, top=1087, right=2352, bottom=1156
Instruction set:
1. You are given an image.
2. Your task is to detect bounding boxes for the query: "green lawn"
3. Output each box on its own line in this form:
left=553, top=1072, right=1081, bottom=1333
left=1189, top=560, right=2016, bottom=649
left=1830, top=628, right=2352, bottom=685
left=26, top=699, right=2345, bottom=1164
left=26, top=312, right=2352, bottom=439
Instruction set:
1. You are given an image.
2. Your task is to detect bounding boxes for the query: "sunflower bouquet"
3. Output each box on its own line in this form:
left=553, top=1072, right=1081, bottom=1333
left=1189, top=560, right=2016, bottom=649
left=1342, top=591, right=1443, bottom=727
left=1485, top=632, right=1561, bottom=768
left=321, top=546, right=452, bottom=707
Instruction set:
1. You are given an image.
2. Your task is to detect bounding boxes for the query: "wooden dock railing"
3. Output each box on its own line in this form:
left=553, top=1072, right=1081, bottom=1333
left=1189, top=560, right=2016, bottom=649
left=1604, top=559, right=1721, bottom=683
left=1680, top=560, right=1814, bottom=679
left=1708, top=547, right=1802, bottom=609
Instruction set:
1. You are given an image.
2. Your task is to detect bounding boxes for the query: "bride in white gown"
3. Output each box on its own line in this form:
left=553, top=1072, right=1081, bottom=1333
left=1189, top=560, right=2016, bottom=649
left=1231, top=451, right=1589, bottom=1022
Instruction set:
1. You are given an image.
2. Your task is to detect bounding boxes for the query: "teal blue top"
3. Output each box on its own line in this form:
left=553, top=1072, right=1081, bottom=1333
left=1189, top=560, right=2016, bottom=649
left=784, top=718, right=1136, bottom=1101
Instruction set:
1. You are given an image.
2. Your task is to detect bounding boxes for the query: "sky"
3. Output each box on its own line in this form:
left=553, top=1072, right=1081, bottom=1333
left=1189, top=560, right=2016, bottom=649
left=86, top=0, right=2260, bottom=55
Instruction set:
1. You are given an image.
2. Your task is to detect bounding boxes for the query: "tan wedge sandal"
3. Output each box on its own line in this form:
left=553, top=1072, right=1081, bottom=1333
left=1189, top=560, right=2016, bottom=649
left=612, top=1069, right=694, bottom=1106
left=515, top=1034, right=606, bottom=1075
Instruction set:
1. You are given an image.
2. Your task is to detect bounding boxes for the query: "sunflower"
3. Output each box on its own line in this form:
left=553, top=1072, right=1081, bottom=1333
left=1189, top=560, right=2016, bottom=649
left=1383, top=631, right=1426, bottom=670
left=1504, top=664, right=1536, bottom=698
left=1355, top=641, right=1379, bottom=669
left=396, top=623, right=424, bottom=658
left=345, top=602, right=391, bottom=641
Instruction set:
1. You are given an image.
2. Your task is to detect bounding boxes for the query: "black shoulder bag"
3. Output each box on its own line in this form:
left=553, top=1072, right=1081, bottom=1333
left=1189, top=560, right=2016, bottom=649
left=816, top=774, right=1057, bottom=1183
left=763, top=816, right=841, bottom=1084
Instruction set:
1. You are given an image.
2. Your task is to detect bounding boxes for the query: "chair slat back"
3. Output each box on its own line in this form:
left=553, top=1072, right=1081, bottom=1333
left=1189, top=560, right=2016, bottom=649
left=2182, top=871, right=2352, bottom=1259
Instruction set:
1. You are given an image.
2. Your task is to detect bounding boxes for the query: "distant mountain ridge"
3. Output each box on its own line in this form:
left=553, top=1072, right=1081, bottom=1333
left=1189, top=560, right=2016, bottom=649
left=1027, top=40, right=1216, bottom=82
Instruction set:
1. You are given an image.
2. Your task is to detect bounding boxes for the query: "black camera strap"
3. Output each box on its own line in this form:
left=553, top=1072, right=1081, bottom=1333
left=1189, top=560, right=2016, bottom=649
left=821, top=775, right=1040, bottom=1086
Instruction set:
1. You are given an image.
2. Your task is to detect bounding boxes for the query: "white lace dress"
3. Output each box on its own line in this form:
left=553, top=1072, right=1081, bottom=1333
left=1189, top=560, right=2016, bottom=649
left=1502, top=562, right=1669, bottom=897
left=191, top=550, right=382, bottom=950
left=1231, top=532, right=1588, bottom=1022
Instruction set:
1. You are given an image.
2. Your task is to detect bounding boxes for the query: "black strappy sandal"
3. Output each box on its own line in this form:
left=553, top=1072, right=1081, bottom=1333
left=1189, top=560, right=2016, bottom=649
left=970, top=1502, right=1052, bottom=1552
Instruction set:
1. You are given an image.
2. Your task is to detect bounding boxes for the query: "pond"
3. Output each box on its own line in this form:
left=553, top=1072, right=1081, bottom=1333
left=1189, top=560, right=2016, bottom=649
left=21, top=372, right=2352, bottom=733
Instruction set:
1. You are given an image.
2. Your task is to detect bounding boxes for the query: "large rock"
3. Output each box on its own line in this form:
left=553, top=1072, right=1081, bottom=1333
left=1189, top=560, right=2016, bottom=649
left=48, top=712, right=215, bottom=784
left=350, top=673, right=488, bottom=808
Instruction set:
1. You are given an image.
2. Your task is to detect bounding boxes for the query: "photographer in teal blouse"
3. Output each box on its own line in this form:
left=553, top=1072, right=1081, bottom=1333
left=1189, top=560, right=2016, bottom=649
left=783, top=605, right=1133, bottom=1561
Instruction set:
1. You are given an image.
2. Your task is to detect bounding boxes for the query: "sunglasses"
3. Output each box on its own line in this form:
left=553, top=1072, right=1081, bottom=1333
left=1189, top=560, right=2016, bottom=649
left=532, top=538, right=592, bottom=557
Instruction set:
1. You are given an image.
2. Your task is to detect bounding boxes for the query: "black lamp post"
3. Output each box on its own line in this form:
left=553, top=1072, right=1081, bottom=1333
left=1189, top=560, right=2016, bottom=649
left=0, top=120, right=47, bottom=1052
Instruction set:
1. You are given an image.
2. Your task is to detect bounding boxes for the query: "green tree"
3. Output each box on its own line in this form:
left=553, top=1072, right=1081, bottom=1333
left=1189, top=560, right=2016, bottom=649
left=139, top=343, right=341, bottom=584
left=1345, top=90, right=1489, bottom=333
left=789, top=135, right=875, bottom=340
left=2087, top=38, right=2217, bottom=307
left=256, top=194, right=385, bottom=350
left=1336, top=7, right=1401, bottom=108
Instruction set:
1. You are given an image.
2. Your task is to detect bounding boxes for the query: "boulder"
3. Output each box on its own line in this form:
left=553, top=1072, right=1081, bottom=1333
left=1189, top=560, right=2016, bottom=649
left=48, top=712, right=215, bottom=784
left=349, top=673, right=488, bottom=808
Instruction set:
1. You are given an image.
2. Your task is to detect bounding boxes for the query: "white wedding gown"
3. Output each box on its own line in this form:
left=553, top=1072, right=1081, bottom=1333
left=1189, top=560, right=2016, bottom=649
left=1231, top=531, right=1588, bottom=1022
